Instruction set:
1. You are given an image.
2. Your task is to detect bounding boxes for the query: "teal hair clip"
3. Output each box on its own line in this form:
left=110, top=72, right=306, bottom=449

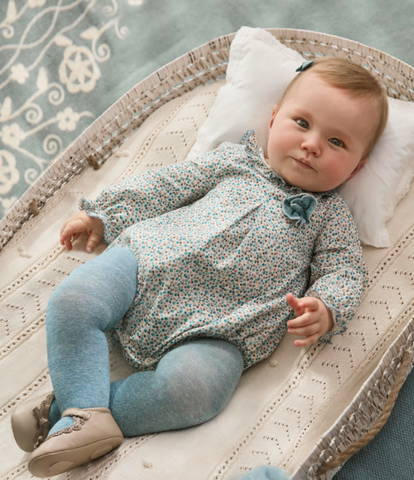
left=296, top=60, right=314, bottom=72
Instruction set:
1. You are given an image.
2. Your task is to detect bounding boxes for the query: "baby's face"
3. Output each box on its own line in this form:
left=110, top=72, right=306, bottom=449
left=266, top=73, right=378, bottom=192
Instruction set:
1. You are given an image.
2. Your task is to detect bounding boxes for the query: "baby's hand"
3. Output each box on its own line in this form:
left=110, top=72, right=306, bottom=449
left=286, top=293, right=334, bottom=347
left=60, top=212, right=104, bottom=253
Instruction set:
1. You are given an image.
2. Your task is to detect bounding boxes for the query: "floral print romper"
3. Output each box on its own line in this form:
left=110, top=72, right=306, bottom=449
left=80, top=131, right=368, bottom=371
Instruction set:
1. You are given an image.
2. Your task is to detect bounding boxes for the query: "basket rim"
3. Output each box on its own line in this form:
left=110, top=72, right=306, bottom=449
left=268, top=27, right=414, bottom=70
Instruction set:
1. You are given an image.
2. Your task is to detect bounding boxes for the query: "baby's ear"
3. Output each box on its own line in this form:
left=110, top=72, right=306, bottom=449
left=347, top=158, right=368, bottom=180
left=269, top=105, right=279, bottom=130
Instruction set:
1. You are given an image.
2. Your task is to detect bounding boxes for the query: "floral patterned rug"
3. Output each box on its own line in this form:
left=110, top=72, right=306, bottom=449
left=0, top=0, right=145, bottom=216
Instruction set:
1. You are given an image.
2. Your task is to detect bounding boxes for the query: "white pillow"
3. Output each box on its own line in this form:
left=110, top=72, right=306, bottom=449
left=337, top=97, right=414, bottom=247
left=188, top=26, right=414, bottom=248
left=188, top=27, right=304, bottom=160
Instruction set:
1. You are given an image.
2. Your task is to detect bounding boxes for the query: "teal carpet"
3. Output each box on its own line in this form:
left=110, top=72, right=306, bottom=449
left=1, top=1, right=414, bottom=478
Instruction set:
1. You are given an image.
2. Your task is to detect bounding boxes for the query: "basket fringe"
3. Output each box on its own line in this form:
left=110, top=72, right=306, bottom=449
left=315, top=349, right=412, bottom=476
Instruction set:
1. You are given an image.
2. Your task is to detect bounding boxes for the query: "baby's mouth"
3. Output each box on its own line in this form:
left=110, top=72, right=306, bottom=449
left=293, top=157, right=314, bottom=170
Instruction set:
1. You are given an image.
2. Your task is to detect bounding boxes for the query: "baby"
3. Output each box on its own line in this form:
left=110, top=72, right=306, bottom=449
left=12, top=57, right=388, bottom=478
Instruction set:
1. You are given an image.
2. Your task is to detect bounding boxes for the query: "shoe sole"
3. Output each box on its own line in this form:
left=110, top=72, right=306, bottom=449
left=28, top=436, right=122, bottom=477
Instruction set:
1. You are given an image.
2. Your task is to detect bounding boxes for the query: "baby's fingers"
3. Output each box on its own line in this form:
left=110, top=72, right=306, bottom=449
left=288, top=321, right=321, bottom=338
left=86, top=230, right=102, bottom=253
left=287, top=310, right=316, bottom=329
left=297, top=296, right=320, bottom=312
left=60, top=219, right=87, bottom=250
left=60, top=220, right=81, bottom=241
left=293, top=333, right=320, bottom=347
left=286, top=293, right=303, bottom=315
left=66, top=232, right=81, bottom=250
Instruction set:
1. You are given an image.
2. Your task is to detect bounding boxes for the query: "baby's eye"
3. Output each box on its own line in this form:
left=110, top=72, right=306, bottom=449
left=329, top=138, right=344, bottom=147
left=296, top=119, right=309, bottom=129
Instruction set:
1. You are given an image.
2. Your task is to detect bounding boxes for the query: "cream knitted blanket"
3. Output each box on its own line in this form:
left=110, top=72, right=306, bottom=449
left=1, top=80, right=414, bottom=480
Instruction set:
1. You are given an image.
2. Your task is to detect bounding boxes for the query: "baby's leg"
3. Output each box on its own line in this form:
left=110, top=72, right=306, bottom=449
left=109, top=338, right=244, bottom=436
left=46, top=246, right=137, bottom=435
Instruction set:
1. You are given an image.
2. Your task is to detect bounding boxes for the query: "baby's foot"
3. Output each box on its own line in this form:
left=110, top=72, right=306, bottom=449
left=47, top=415, right=74, bottom=436
left=28, top=407, right=123, bottom=477
left=238, top=465, right=290, bottom=480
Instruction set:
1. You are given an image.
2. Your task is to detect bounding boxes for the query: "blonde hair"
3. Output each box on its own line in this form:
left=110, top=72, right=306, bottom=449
left=280, top=57, right=389, bottom=159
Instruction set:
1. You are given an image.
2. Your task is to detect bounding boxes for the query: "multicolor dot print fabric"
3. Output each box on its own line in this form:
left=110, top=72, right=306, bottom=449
left=80, top=131, right=368, bottom=370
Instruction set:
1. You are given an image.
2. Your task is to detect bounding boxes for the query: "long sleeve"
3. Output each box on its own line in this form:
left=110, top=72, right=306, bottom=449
left=305, top=194, right=369, bottom=343
left=79, top=144, right=248, bottom=244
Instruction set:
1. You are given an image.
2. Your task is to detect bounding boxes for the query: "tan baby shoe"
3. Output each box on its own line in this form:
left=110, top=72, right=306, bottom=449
left=28, top=407, right=124, bottom=478
left=11, top=391, right=55, bottom=452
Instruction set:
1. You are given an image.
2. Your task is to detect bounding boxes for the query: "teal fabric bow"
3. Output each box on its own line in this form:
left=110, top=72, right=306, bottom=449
left=296, top=60, right=314, bottom=72
left=282, top=193, right=317, bottom=225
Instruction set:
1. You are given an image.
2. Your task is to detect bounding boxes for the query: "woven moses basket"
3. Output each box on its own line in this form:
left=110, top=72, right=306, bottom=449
left=1, top=29, right=414, bottom=480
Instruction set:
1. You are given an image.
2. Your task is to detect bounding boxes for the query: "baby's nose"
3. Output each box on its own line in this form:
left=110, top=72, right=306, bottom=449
left=301, top=134, right=321, bottom=156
